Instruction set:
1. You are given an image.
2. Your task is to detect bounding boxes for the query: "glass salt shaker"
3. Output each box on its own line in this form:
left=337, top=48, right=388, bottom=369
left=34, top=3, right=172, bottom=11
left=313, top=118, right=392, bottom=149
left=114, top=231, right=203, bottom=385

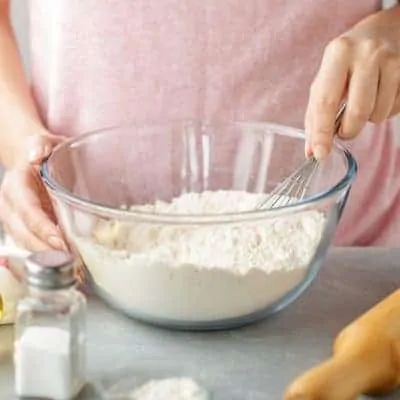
left=14, top=251, right=86, bottom=400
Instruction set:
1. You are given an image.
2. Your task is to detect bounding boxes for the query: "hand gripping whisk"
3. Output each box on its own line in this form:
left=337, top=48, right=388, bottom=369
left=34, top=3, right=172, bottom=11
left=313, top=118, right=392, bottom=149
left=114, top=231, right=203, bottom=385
left=255, top=104, right=346, bottom=210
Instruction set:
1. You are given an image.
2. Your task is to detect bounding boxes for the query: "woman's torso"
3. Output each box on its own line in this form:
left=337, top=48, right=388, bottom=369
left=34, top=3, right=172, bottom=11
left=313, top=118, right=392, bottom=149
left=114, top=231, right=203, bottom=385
left=28, top=0, right=400, bottom=246
left=29, top=0, right=381, bottom=131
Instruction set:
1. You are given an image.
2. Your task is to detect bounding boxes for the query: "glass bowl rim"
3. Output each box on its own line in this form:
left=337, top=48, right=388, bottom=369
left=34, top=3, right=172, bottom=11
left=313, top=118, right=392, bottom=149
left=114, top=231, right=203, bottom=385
left=40, top=121, right=357, bottom=225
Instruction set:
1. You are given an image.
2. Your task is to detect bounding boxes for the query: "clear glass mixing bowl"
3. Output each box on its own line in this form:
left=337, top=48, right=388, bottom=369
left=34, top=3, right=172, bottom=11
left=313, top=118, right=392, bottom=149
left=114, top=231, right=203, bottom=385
left=41, top=122, right=356, bottom=330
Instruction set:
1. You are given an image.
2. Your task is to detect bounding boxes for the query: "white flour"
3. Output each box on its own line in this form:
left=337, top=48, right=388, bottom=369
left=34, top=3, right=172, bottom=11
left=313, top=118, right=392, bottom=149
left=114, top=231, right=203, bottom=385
left=129, top=377, right=208, bottom=400
left=72, top=191, right=325, bottom=322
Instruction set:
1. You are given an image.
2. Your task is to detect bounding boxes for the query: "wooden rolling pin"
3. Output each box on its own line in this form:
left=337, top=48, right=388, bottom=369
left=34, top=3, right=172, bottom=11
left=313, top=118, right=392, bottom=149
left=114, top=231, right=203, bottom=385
left=284, top=289, right=400, bottom=400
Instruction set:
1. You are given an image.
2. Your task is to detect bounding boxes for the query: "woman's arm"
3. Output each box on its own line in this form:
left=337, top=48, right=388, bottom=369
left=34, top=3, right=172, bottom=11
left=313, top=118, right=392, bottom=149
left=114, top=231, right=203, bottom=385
left=0, top=1, right=67, bottom=251
left=305, top=4, right=400, bottom=158
left=0, top=0, right=47, bottom=168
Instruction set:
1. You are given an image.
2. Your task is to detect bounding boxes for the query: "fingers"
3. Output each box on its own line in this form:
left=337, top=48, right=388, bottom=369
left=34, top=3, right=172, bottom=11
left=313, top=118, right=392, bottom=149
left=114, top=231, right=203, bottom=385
left=0, top=167, right=66, bottom=252
left=306, top=38, right=350, bottom=159
left=340, top=52, right=379, bottom=139
left=304, top=108, right=313, bottom=158
left=306, top=35, right=400, bottom=159
left=0, top=131, right=69, bottom=252
left=9, top=192, right=61, bottom=246
left=2, top=206, right=50, bottom=252
left=390, top=91, right=400, bottom=118
left=370, top=52, right=400, bottom=123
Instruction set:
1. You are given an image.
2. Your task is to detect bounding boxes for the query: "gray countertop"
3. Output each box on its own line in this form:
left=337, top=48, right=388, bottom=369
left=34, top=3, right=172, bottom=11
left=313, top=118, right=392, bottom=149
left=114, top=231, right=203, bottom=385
left=0, top=248, right=400, bottom=399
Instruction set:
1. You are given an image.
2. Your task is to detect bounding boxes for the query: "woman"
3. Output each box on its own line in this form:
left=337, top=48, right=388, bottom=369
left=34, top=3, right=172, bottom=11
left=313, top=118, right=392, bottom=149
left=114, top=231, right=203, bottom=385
left=0, top=0, right=399, bottom=250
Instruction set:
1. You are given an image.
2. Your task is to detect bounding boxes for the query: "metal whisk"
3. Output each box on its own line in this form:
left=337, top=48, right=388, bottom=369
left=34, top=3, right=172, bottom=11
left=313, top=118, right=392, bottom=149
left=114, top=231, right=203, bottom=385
left=255, top=103, right=346, bottom=210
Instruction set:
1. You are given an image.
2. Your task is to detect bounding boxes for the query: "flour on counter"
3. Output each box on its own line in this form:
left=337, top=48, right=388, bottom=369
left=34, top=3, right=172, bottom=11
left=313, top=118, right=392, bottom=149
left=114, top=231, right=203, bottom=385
left=129, top=377, right=209, bottom=400
left=72, top=191, right=326, bottom=322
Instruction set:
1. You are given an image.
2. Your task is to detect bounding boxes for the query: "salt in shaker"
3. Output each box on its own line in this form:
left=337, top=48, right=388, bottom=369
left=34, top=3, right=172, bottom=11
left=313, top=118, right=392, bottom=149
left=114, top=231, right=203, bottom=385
left=14, top=251, right=86, bottom=400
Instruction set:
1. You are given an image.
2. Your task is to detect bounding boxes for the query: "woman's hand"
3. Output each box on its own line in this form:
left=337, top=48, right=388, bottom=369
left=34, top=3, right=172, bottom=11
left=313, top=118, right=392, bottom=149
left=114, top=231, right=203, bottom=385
left=0, top=133, right=67, bottom=251
left=305, top=5, right=400, bottom=159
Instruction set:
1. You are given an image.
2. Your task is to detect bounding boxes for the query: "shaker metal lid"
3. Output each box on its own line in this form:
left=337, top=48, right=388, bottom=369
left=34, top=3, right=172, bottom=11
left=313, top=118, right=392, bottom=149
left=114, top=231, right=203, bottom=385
left=25, top=251, right=76, bottom=289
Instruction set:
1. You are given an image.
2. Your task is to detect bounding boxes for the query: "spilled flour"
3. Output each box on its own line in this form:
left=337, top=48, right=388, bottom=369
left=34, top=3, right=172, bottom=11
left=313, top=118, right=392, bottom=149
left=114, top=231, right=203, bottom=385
left=72, top=191, right=325, bottom=322
left=129, top=377, right=208, bottom=400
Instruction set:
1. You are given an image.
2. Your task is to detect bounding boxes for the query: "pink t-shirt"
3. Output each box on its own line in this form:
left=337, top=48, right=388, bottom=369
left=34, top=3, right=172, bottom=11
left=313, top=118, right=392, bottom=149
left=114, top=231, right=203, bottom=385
left=28, top=0, right=400, bottom=246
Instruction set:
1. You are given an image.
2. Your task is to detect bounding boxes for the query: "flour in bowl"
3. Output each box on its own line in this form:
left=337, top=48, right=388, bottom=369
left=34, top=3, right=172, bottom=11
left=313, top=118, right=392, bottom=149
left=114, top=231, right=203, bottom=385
left=71, top=191, right=326, bottom=322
